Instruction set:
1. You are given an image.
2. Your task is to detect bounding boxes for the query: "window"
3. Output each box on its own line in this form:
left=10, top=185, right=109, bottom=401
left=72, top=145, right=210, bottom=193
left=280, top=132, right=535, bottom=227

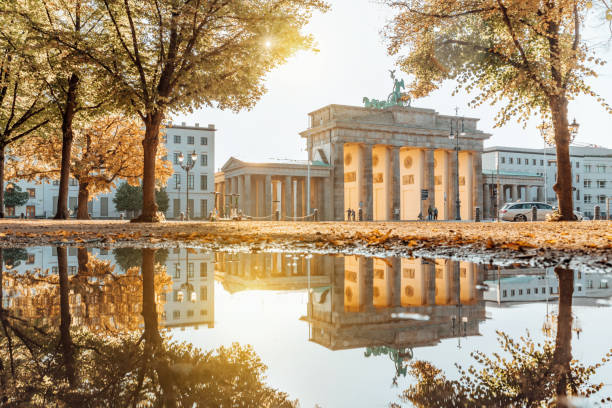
left=200, top=199, right=207, bottom=217
left=532, top=159, right=536, bottom=165
left=598, top=195, right=606, bottom=204
left=517, top=158, right=521, bottom=164
left=576, top=162, right=580, bottom=168
left=200, top=174, right=207, bottom=190
left=503, top=290, right=507, bottom=297
left=188, top=263, right=194, bottom=278
left=527, top=288, right=531, bottom=295
left=540, top=159, right=544, bottom=166
left=173, top=310, right=180, bottom=319
left=519, top=289, right=523, bottom=295
left=200, top=154, right=208, bottom=166
left=27, top=188, right=35, bottom=198
left=200, top=286, right=208, bottom=301
left=542, top=287, right=546, bottom=294
left=535, top=288, right=538, bottom=294
left=26, top=254, right=35, bottom=264
left=509, top=158, right=513, bottom=164
left=100, top=249, right=108, bottom=255
left=174, top=135, right=181, bottom=144
left=501, top=157, right=505, bottom=164
left=53, top=180, right=60, bottom=185
left=52, top=266, right=58, bottom=274
left=173, top=152, right=181, bottom=164
left=100, top=197, right=108, bottom=217
left=69, top=178, right=78, bottom=186
left=597, top=180, right=606, bottom=189
left=597, top=165, right=606, bottom=173
left=187, top=174, right=194, bottom=190
left=26, top=206, right=35, bottom=218
left=584, top=194, right=592, bottom=204
left=584, top=179, right=592, bottom=188
left=200, top=262, right=207, bottom=277
left=174, top=263, right=180, bottom=279
left=200, top=309, right=208, bottom=315
left=525, top=160, right=529, bottom=166
left=576, top=189, right=580, bottom=200
left=187, top=135, right=194, bottom=145
left=174, top=174, right=181, bottom=189
left=510, top=289, right=515, bottom=296
left=200, top=137, right=208, bottom=145
left=187, top=310, right=194, bottom=317
left=585, top=164, right=592, bottom=172
left=6, top=206, right=14, bottom=216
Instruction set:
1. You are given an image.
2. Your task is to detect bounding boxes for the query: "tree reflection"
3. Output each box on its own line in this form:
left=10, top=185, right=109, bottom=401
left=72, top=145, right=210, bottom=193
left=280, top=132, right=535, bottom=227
left=395, top=266, right=612, bottom=407
left=0, top=247, right=298, bottom=407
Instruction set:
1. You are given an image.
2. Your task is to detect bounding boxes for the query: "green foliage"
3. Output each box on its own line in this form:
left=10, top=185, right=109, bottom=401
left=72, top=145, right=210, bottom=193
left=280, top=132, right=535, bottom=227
left=112, top=182, right=142, bottom=212
left=2, top=248, right=28, bottom=267
left=396, top=331, right=611, bottom=408
left=112, top=247, right=169, bottom=272
left=4, top=185, right=29, bottom=208
left=113, top=182, right=169, bottom=214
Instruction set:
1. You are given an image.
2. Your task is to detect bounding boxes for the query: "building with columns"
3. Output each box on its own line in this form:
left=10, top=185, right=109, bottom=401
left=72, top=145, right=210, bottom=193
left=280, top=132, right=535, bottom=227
left=215, top=158, right=330, bottom=219
left=300, top=104, right=491, bottom=221
left=215, top=104, right=491, bottom=221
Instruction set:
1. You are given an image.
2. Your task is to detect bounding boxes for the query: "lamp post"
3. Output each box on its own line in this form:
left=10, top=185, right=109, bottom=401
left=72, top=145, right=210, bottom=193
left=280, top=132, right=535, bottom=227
left=178, top=151, right=197, bottom=220
left=449, top=111, right=466, bottom=220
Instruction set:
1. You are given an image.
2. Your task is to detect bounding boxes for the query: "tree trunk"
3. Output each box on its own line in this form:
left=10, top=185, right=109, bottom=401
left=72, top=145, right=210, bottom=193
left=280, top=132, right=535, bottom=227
left=54, top=73, right=79, bottom=220
left=549, top=97, right=574, bottom=221
left=76, top=182, right=90, bottom=220
left=132, top=112, right=164, bottom=223
left=77, top=247, right=89, bottom=275
left=57, top=246, right=77, bottom=386
left=141, top=248, right=161, bottom=346
left=0, top=147, right=5, bottom=218
left=553, top=266, right=574, bottom=400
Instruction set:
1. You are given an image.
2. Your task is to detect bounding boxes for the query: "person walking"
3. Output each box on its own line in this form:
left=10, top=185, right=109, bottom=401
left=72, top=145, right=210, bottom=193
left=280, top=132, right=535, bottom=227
left=347, top=208, right=352, bottom=221
left=427, top=206, right=433, bottom=221
left=433, top=207, right=438, bottom=220
left=351, top=209, right=356, bottom=221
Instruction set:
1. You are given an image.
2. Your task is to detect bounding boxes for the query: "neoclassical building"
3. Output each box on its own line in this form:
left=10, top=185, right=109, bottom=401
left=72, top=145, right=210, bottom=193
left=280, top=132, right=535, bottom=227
left=215, top=103, right=491, bottom=221
left=301, top=104, right=491, bottom=220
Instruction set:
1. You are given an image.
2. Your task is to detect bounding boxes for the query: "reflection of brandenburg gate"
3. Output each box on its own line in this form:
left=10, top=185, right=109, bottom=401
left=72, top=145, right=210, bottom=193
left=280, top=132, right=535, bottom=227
left=304, top=256, right=486, bottom=351
left=300, top=105, right=491, bottom=220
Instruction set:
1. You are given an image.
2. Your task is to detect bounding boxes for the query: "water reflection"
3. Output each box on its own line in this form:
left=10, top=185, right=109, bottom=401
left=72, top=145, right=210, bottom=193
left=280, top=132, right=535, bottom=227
left=1, top=247, right=611, bottom=405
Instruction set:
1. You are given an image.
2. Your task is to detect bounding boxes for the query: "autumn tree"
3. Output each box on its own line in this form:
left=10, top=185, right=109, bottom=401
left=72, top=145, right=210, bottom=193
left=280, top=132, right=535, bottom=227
left=0, top=15, right=50, bottom=218
left=48, top=0, right=328, bottom=222
left=383, top=0, right=612, bottom=220
left=7, top=116, right=172, bottom=219
left=8, top=0, right=111, bottom=220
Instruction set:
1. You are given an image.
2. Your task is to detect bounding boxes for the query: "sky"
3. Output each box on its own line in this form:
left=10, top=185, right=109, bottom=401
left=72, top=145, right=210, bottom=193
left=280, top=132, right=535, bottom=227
left=172, top=0, right=612, bottom=171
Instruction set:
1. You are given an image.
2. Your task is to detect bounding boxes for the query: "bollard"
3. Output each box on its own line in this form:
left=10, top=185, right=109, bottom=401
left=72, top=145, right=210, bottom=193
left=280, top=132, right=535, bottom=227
left=594, top=205, right=601, bottom=220
left=313, top=208, right=319, bottom=221
left=275, top=209, right=280, bottom=221
left=475, top=207, right=481, bottom=222
left=180, top=212, right=185, bottom=221
left=531, top=205, right=537, bottom=222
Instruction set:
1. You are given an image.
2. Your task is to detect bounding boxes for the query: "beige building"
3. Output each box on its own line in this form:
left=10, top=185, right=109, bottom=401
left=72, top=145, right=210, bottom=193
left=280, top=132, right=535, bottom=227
left=216, top=104, right=490, bottom=221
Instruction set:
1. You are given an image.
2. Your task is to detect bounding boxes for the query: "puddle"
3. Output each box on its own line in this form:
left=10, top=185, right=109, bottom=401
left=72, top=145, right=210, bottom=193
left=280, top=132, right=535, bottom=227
left=1, top=246, right=611, bottom=407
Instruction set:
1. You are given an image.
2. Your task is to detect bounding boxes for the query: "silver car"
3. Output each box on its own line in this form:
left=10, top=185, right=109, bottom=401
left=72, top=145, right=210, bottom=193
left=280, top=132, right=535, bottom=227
left=499, top=202, right=554, bottom=221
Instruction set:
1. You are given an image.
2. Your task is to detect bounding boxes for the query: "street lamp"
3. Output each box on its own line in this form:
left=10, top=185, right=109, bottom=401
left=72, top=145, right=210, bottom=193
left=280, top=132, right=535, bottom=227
left=449, top=112, right=466, bottom=220
left=178, top=151, right=197, bottom=220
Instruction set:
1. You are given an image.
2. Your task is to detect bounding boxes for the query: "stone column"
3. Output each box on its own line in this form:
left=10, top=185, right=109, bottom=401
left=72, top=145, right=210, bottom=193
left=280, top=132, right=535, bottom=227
left=257, top=177, right=265, bottom=217
left=390, top=146, right=401, bottom=220
left=473, top=152, right=483, bottom=217
left=238, top=175, right=245, bottom=213
left=465, top=152, right=474, bottom=219
left=283, top=176, right=292, bottom=220
left=323, top=176, right=332, bottom=221
left=423, top=149, right=435, bottom=216
left=536, top=186, right=543, bottom=202
left=224, top=179, right=231, bottom=215
left=296, top=178, right=303, bottom=217
left=448, top=151, right=458, bottom=220
left=360, top=144, right=373, bottom=221
left=244, top=174, right=252, bottom=216
left=264, top=175, right=272, bottom=217
left=482, top=184, right=489, bottom=219
left=511, top=184, right=518, bottom=202
left=332, top=142, right=345, bottom=221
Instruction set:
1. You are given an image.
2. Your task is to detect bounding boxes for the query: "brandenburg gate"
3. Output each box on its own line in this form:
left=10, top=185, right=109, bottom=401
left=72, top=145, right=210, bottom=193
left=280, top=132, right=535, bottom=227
left=300, top=101, right=491, bottom=221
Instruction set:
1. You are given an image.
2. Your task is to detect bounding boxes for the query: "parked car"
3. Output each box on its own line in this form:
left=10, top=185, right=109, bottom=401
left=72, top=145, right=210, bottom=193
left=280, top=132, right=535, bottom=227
left=499, top=202, right=554, bottom=221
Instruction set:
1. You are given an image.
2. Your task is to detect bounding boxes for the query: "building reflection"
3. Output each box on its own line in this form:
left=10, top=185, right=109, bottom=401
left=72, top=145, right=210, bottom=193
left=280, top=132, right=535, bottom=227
left=303, top=256, right=486, bottom=354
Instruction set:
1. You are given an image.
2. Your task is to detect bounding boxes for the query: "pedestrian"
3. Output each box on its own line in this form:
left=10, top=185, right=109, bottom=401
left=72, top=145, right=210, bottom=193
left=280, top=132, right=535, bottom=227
left=351, top=209, right=356, bottom=221
left=358, top=207, right=363, bottom=221
left=347, top=208, right=352, bottom=221
left=427, top=206, right=433, bottom=220
left=433, top=207, right=438, bottom=220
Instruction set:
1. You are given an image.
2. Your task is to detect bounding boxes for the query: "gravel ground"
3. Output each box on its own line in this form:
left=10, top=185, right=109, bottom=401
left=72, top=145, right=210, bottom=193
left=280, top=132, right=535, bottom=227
left=0, top=219, right=610, bottom=271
